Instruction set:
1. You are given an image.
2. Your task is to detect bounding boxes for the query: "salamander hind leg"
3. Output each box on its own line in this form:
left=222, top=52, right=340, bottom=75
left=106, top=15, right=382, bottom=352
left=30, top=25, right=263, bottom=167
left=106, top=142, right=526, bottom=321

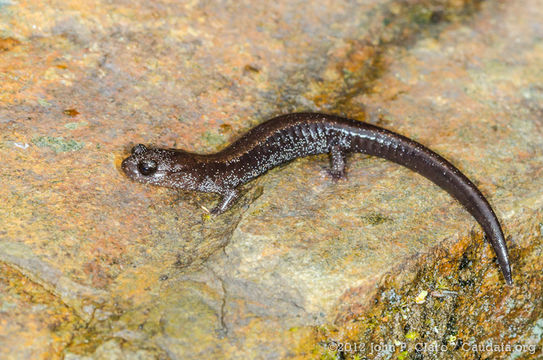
left=328, top=145, right=347, bottom=180
left=210, top=188, right=240, bottom=214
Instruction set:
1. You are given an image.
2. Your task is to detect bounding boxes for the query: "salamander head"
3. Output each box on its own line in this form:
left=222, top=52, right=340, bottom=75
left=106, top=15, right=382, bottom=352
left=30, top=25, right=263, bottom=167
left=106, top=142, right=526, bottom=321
left=121, top=144, right=200, bottom=190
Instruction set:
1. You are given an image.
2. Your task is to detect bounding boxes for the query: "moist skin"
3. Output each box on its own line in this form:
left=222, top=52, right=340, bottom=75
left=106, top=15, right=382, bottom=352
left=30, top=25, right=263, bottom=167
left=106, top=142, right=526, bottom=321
left=121, top=112, right=513, bottom=285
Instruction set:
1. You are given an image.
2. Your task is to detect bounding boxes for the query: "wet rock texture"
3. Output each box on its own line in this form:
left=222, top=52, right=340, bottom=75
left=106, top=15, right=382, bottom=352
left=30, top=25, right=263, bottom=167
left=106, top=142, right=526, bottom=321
left=1, top=0, right=542, bottom=359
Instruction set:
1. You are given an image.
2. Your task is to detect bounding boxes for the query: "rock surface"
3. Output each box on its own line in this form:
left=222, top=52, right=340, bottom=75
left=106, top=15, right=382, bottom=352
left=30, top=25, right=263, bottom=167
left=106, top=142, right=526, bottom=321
left=1, top=0, right=542, bottom=359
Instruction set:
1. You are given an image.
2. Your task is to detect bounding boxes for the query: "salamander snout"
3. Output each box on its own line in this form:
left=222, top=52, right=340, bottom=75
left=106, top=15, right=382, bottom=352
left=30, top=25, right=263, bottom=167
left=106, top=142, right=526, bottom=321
left=121, top=153, right=138, bottom=178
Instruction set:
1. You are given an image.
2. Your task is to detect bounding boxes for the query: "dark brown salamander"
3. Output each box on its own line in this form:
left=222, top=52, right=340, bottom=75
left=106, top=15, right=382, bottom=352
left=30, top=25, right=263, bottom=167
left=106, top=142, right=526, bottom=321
left=121, top=112, right=512, bottom=285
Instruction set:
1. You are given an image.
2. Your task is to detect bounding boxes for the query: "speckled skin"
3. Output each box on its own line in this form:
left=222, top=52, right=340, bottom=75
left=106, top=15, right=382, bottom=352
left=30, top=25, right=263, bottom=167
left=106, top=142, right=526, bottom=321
left=121, top=112, right=512, bottom=285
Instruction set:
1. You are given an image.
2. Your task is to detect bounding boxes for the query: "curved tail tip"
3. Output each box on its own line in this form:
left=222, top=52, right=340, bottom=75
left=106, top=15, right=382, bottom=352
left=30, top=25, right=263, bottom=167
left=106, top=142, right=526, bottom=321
left=502, top=265, right=513, bottom=286
left=505, top=274, right=513, bottom=286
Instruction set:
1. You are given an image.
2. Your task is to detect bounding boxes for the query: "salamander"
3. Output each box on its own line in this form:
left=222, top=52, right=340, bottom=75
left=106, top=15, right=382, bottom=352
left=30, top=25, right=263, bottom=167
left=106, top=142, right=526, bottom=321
left=121, top=112, right=513, bottom=285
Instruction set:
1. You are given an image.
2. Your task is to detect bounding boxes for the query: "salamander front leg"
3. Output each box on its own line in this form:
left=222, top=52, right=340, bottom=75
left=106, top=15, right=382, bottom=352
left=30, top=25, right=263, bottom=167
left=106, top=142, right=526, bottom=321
left=328, top=145, right=346, bottom=179
left=210, top=188, right=240, bottom=214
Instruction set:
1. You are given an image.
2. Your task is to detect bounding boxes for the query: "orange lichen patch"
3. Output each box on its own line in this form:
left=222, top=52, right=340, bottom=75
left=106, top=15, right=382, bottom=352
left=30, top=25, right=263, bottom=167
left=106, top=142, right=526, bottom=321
left=63, top=108, right=80, bottom=117
left=219, top=123, right=233, bottom=134
left=0, top=37, right=21, bottom=52
left=0, top=40, right=77, bottom=104
left=340, top=43, right=378, bottom=75
left=0, top=263, right=83, bottom=360
left=243, top=64, right=260, bottom=74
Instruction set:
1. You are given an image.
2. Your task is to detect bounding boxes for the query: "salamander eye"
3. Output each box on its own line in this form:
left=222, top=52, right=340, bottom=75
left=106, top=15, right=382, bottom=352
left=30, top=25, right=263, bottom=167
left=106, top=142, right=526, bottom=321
left=138, top=160, right=157, bottom=176
left=131, top=144, right=147, bottom=155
